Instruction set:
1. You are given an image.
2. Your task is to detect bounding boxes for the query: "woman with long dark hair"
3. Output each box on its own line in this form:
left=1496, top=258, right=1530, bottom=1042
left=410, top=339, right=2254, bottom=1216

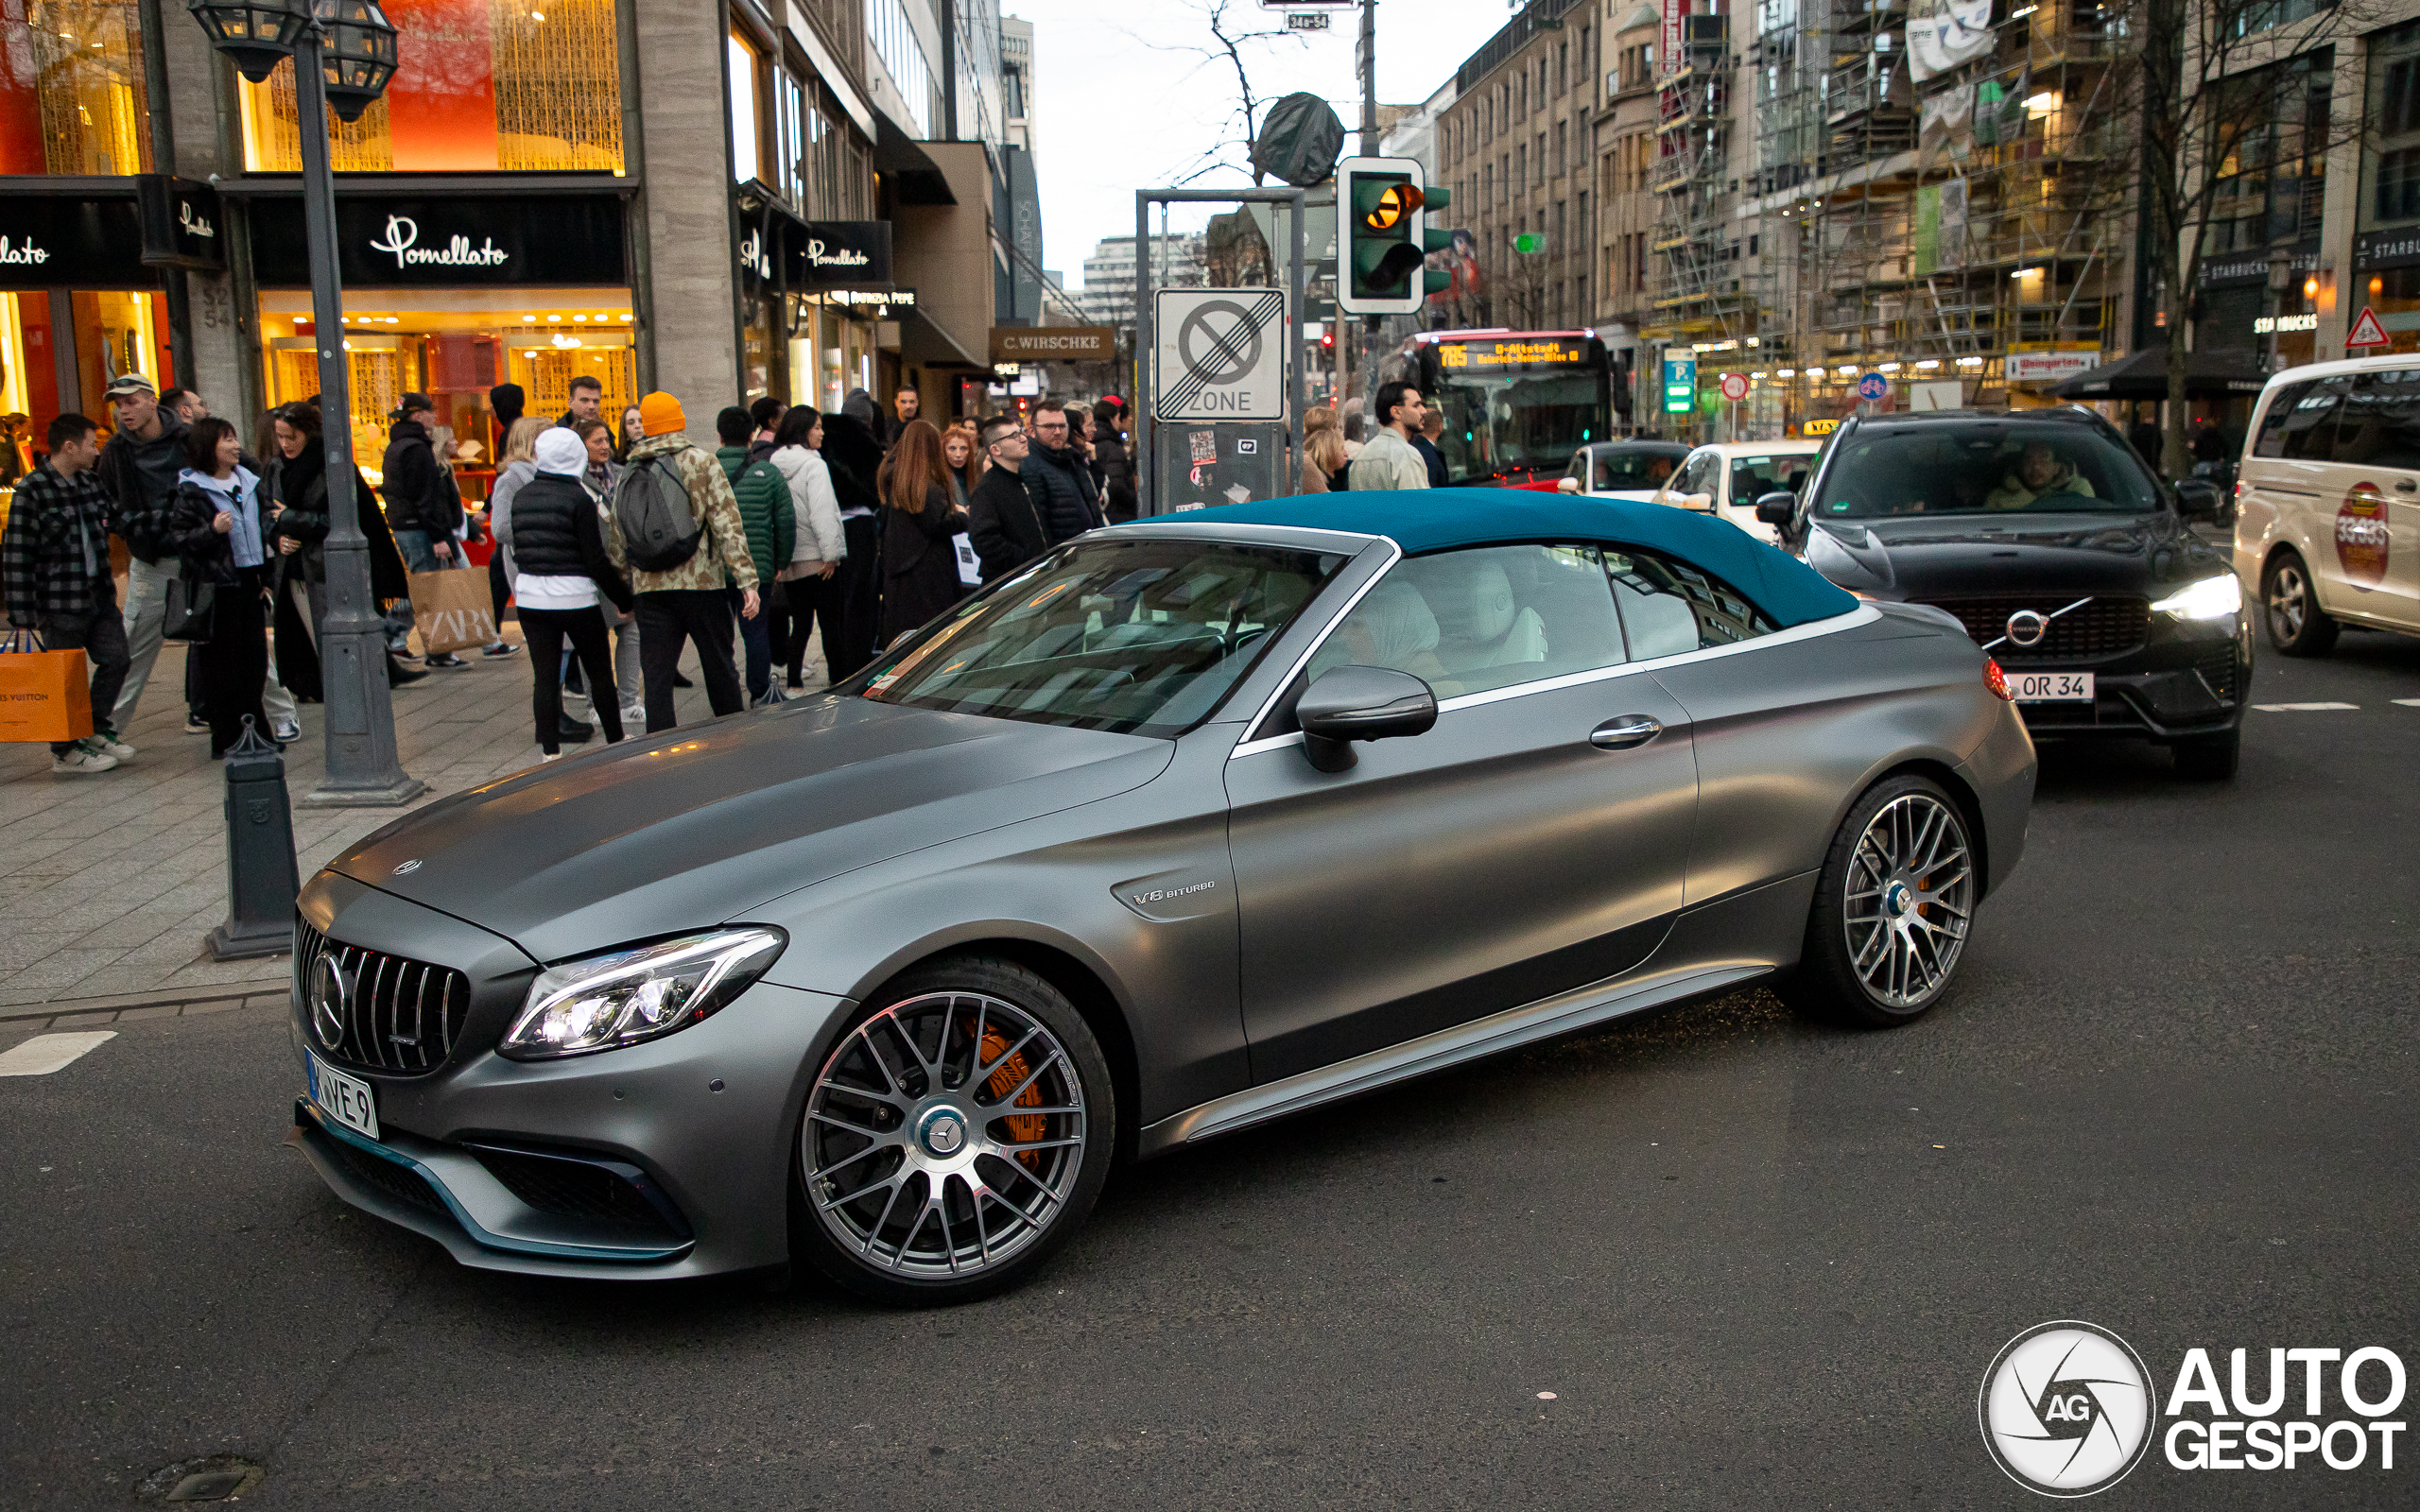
left=821, top=394, right=888, bottom=679
left=768, top=404, right=848, bottom=687
left=164, top=417, right=272, bottom=756
left=874, top=417, right=968, bottom=647
left=264, top=403, right=425, bottom=690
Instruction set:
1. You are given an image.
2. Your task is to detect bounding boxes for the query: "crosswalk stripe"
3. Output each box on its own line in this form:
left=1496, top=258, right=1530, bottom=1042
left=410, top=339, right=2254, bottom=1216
left=0, top=1031, right=116, bottom=1076
left=2394, top=699, right=2420, bottom=708
left=2252, top=702, right=2360, bottom=712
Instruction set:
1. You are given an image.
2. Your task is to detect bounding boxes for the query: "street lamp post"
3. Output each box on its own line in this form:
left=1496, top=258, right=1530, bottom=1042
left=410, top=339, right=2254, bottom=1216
left=187, top=0, right=421, bottom=807
left=2266, top=249, right=2293, bottom=376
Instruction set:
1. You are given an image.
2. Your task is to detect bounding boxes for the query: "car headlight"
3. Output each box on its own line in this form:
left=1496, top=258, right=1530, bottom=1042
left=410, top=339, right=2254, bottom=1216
left=2151, top=573, right=2242, bottom=621
left=501, top=928, right=786, bottom=1060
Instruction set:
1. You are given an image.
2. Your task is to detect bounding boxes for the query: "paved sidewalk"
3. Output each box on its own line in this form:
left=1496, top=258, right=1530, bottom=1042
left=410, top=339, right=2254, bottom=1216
left=3, top=620, right=829, bottom=1017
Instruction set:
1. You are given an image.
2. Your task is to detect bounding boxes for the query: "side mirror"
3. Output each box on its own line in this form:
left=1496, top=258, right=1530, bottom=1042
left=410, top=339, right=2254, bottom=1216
left=1556, top=475, right=1582, bottom=494
left=1296, top=665, right=1439, bottom=773
left=1754, top=490, right=1797, bottom=525
left=2173, top=478, right=2222, bottom=523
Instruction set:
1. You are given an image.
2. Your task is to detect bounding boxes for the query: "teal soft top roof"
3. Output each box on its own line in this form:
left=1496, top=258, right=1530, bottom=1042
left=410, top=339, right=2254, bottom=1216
left=1132, top=488, right=1860, bottom=629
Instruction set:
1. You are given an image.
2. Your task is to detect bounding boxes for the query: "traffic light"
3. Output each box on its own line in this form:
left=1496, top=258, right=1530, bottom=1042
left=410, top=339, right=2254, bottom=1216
left=1339, top=156, right=1455, bottom=316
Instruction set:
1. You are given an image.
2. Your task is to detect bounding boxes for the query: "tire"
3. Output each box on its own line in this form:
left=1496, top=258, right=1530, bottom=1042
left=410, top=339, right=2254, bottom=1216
left=2262, top=550, right=2339, bottom=657
left=1783, top=775, right=1977, bottom=1028
left=792, top=955, right=1115, bottom=1307
left=2171, top=728, right=2240, bottom=782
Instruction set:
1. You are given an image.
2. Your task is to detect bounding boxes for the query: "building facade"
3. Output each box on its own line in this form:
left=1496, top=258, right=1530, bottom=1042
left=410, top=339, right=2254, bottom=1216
left=1076, top=232, right=1204, bottom=328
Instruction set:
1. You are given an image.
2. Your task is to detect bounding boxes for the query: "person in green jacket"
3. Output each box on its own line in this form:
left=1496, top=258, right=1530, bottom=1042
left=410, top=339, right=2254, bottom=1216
left=717, top=405, right=794, bottom=705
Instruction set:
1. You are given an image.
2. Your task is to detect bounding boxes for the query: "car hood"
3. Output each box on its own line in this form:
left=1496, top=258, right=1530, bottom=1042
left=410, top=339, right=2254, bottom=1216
left=330, top=697, right=1174, bottom=962
left=1806, top=510, right=2227, bottom=599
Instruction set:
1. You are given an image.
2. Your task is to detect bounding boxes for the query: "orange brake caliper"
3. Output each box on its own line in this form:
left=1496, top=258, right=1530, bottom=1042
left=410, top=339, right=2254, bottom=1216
left=978, top=1027, right=1048, bottom=1169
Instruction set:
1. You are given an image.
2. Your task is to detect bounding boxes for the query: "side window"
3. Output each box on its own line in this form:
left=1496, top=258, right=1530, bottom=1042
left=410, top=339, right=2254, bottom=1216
left=1729, top=453, right=1805, bottom=504
left=2252, top=382, right=2315, bottom=457
left=1305, top=543, right=1626, bottom=699
left=2275, top=378, right=2347, bottom=461
left=1605, top=548, right=1778, bottom=659
left=2334, top=369, right=2420, bottom=472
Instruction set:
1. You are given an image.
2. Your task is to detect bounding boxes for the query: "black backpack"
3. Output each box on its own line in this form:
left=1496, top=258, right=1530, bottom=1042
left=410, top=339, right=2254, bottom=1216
left=610, top=454, right=702, bottom=572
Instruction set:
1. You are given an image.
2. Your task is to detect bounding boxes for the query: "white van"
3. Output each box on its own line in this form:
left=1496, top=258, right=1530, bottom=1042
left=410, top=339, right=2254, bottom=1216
left=2234, top=354, right=2420, bottom=655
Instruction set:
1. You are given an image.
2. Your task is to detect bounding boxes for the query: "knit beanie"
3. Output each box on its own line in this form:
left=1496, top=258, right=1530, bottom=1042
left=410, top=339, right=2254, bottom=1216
left=638, top=391, right=686, bottom=438
left=533, top=426, right=586, bottom=476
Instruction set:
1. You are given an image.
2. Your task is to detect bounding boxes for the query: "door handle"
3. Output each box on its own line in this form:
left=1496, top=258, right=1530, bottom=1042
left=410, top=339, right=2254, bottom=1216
left=1590, top=714, right=1663, bottom=750
left=2397, top=479, right=2417, bottom=493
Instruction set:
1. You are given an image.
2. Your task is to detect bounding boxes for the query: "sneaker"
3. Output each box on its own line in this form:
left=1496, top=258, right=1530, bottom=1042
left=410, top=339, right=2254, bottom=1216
left=92, top=729, right=136, bottom=761
left=271, top=717, right=302, bottom=743
left=53, top=744, right=118, bottom=775
left=559, top=715, right=595, bottom=745
left=620, top=704, right=646, bottom=730
left=426, top=652, right=468, bottom=669
left=183, top=713, right=210, bottom=734
left=482, top=641, right=520, bottom=660
left=541, top=751, right=562, bottom=763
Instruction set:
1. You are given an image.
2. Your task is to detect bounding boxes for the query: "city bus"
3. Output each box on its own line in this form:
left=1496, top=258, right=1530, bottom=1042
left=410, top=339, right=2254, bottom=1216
left=1413, top=328, right=1614, bottom=489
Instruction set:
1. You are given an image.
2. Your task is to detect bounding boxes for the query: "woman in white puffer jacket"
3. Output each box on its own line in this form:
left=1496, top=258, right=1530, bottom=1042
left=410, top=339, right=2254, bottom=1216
left=767, top=404, right=849, bottom=689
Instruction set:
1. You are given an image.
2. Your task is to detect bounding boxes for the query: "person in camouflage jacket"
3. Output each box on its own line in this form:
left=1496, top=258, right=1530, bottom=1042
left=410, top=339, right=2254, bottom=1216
left=601, top=392, right=760, bottom=732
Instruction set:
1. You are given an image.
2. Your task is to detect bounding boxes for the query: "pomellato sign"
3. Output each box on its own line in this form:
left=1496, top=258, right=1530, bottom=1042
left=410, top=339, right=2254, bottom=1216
left=249, top=195, right=626, bottom=287
left=788, top=220, right=891, bottom=287
left=138, top=175, right=223, bottom=270
left=0, top=196, right=147, bottom=287
left=367, top=215, right=509, bottom=270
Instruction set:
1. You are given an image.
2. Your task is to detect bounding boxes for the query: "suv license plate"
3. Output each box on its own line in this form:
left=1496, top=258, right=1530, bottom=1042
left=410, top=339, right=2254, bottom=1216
left=307, top=1050, right=379, bottom=1141
left=2010, top=671, right=2094, bottom=702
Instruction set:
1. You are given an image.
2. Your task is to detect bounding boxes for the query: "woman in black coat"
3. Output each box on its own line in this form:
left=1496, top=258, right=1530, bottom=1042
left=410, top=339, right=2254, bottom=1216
left=164, top=418, right=273, bottom=757
left=875, top=418, right=969, bottom=648
left=823, top=394, right=890, bottom=679
left=266, top=403, right=424, bottom=688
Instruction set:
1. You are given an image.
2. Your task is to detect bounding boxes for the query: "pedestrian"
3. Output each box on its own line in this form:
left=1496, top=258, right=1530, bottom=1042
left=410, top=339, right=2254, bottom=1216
left=1349, top=382, right=1433, bottom=490
left=1026, top=400, right=1106, bottom=544
left=165, top=417, right=272, bottom=758
left=557, top=373, right=605, bottom=431
left=1092, top=401, right=1136, bottom=522
left=484, top=417, right=553, bottom=582
left=264, top=402, right=425, bottom=692
left=965, top=414, right=1048, bottom=583
left=510, top=427, right=633, bottom=762
left=767, top=404, right=847, bottom=688
left=160, top=387, right=208, bottom=424
left=616, top=404, right=645, bottom=463
left=1299, top=424, right=1348, bottom=494
left=2128, top=405, right=2163, bottom=474
left=942, top=422, right=984, bottom=511
left=1341, top=407, right=1367, bottom=460
left=822, top=395, right=887, bottom=680
left=748, top=396, right=786, bottom=462
left=2, top=412, right=134, bottom=773
left=568, top=416, right=641, bottom=727
left=1415, top=408, right=1450, bottom=489
left=573, top=417, right=621, bottom=497
left=890, top=386, right=922, bottom=448
left=379, top=392, right=475, bottom=667
left=714, top=404, right=794, bottom=706
left=874, top=418, right=968, bottom=647
left=93, top=372, right=193, bottom=737
left=601, top=391, right=760, bottom=733
left=487, top=381, right=526, bottom=461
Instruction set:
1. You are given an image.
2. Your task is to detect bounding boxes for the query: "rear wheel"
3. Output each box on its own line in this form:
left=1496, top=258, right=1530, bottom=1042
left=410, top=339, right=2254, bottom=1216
left=2262, top=550, right=2339, bottom=657
left=1784, top=775, right=1976, bottom=1028
left=793, top=956, right=1115, bottom=1306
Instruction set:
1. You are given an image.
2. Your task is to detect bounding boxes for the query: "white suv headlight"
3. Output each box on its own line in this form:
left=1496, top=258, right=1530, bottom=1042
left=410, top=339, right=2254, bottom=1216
left=2151, top=573, right=2242, bottom=621
left=501, top=928, right=786, bottom=1060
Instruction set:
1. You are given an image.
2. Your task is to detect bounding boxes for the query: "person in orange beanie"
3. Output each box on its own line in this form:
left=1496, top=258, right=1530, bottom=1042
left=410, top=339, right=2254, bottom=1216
left=601, top=391, right=760, bottom=731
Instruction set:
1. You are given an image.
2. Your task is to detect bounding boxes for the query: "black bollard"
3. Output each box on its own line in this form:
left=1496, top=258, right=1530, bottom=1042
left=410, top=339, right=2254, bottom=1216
left=206, top=716, right=302, bottom=961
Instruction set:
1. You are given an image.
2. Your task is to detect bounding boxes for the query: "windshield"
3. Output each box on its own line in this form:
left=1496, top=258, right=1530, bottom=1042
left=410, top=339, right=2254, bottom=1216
left=857, top=539, right=1345, bottom=736
left=1435, top=370, right=1607, bottom=483
left=1816, top=421, right=2160, bottom=518
left=1589, top=448, right=1683, bottom=490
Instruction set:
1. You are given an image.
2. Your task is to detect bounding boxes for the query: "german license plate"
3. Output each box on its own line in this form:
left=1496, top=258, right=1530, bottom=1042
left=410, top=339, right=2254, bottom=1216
left=2009, top=671, right=2095, bottom=702
left=306, top=1050, right=379, bottom=1141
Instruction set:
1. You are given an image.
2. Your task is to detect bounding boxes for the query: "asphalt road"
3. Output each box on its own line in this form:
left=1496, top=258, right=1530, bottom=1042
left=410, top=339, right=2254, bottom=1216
left=5, top=632, right=2416, bottom=1512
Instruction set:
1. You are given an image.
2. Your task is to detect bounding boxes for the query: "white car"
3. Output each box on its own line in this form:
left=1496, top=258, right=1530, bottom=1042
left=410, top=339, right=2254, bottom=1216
left=2232, top=354, right=2420, bottom=656
left=1650, top=441, right=1824, bottom=544
left=1553, top=440, right=1693, bottom=502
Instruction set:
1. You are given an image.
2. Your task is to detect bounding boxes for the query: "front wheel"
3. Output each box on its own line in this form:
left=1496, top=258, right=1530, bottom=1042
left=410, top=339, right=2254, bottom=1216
left=1784, top=775, right=1977, bottom=1028
left=2262, top=550, right=2339, bottom=657
left=793, top=956, right=1115, bottom=1306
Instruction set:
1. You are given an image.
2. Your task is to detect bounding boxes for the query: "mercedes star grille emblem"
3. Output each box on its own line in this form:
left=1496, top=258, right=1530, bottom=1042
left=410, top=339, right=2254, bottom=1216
left=2005, top=610, right=2049, bottom=648
left=308, top=954, right=352, bottom=1051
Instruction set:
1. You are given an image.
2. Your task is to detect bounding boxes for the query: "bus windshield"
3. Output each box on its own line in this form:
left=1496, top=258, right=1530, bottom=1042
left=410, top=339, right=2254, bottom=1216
left=1424, top=335, right=1609, bottom=486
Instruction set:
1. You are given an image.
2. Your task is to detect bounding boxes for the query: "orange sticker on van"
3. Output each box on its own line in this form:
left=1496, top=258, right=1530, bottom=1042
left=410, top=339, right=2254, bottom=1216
left=2337, top=484, right=2391, bottom=587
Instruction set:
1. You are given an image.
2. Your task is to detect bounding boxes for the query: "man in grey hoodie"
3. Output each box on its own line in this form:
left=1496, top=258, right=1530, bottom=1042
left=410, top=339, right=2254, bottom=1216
left=94, top=373, right=193, bottom=735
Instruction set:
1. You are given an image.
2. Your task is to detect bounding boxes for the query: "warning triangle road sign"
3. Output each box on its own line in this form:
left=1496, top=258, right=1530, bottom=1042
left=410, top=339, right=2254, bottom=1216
left=2347, top=306, right=2391, bottom=349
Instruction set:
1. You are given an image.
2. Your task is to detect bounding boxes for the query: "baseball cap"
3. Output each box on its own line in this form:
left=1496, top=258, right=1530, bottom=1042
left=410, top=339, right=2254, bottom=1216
left=390, top=392, right=434, bottom=419
left=103, top=373, right=156, bottom=399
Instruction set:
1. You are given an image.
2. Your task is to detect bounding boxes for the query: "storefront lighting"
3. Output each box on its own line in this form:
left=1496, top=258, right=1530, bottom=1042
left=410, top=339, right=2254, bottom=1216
left=1915, top=359, right=1941, bottom=369
left=1777, top=368, right=1796, bottom=377
left=618, top=314, right=633, bottom=322
left=1957, top=356, right=1985, bottom=367
left=520, top=314, right=536, bottom=322
left=1879, top=362, right=1901, bottom=372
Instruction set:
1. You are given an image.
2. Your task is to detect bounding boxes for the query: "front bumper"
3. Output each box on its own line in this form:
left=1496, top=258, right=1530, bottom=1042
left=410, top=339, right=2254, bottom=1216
left=289, top=871, right=854, bottom=1279
left=2001, top=620, right=2251, bottom=744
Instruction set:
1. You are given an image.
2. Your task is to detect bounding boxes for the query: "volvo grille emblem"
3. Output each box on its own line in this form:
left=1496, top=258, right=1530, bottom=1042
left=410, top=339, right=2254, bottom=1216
left=2005, top=610, right=2049, bottom=648
left=392, top=859, right=422, bottom=875
left=308, top=954, right=351, bottom=1051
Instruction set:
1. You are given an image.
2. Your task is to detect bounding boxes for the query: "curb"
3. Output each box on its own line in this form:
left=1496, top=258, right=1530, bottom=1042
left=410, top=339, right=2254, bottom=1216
left=0, top=978, right=288, bottom=1031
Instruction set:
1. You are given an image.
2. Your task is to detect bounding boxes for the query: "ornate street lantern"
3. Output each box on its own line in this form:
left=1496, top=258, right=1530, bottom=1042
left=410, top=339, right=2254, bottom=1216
left=314, top=0, right=400, bottom=123
left=183, top=0, right=305, bottom=83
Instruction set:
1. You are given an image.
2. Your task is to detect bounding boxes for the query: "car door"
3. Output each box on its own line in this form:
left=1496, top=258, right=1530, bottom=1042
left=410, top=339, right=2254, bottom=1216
left=1223, top=543, right=1699, bottom=1084
left=2328, top=367, right=2420, bottom=630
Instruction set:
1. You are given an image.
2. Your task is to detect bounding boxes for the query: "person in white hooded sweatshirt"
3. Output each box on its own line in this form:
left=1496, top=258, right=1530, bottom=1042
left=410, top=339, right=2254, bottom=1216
left=766, top=404, right=848, bottom=688
left=508, top=428, right=634, bottom=760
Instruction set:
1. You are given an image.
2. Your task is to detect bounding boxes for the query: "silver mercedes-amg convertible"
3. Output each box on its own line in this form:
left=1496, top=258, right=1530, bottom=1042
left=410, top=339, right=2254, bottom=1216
left=287, top=490, right=2036, bottom=1305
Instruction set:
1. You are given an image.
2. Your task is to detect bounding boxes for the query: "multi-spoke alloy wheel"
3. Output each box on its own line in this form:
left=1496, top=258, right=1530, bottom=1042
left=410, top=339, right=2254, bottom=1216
left=796, top=958, right=1113, bottom=1304
left=1786, top=775, right=1978, bottom=1027
left=2262, top=551, right=2338, bottom=657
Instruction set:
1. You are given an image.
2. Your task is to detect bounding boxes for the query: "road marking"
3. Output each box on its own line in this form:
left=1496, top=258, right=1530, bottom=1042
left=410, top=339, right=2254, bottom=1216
left=2395, top=698, right=2420, bottom=707
left=0, top=1031, right=116, bottom=1076
left=2252, top=702, right=2360, bottom=712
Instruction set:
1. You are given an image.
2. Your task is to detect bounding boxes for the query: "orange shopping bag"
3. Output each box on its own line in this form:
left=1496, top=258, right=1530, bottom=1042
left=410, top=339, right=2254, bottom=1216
left=0, top=628, right=95, bottom=744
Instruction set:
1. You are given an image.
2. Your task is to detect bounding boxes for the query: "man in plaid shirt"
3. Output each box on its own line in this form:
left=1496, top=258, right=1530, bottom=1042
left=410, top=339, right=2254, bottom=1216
left=2, top=413, right=134, bottom=773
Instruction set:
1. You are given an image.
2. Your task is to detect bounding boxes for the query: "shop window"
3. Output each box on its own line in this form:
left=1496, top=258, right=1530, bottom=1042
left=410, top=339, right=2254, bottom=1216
left=0, top=0, right=152, bottom=176
left=728, top=29, right=762, bottom=184
left=239, top=0, right=626, bottom=174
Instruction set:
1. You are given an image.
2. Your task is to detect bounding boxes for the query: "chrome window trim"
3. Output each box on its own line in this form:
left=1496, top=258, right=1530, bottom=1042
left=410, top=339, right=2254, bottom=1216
left=1227, top=601, right=1883, bottom=759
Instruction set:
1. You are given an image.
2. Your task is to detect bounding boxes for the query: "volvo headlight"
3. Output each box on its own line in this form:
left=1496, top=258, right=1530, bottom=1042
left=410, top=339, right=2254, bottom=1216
left=501, top=928, right=786, bottom=1059
left=2151, top=573, right=2242, bottom=621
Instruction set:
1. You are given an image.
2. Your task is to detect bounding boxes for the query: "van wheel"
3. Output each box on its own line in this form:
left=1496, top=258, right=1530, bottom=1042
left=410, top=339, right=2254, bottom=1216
left=2262, top=551, right=2338, bottom=657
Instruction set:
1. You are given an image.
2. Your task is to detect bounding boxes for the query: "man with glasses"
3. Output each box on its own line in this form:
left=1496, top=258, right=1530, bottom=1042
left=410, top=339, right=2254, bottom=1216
left=966, top=415, right=1050, bottom=582
left=1026, top=400, right=1105, bottom=545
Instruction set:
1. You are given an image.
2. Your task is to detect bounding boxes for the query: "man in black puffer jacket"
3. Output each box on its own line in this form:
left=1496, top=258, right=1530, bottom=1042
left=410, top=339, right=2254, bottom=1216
left=508, top=428, right=635, bottom=757
left=379, top=394, right=464, bottom=570
left=1090, top=401, right=1137, bottom=522
left=1026, top=400, right=1104, bottom=545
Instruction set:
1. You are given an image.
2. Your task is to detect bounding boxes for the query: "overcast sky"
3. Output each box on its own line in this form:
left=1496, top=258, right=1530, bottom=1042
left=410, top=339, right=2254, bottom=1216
left=1005, top=1, right=1517, bottom=287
